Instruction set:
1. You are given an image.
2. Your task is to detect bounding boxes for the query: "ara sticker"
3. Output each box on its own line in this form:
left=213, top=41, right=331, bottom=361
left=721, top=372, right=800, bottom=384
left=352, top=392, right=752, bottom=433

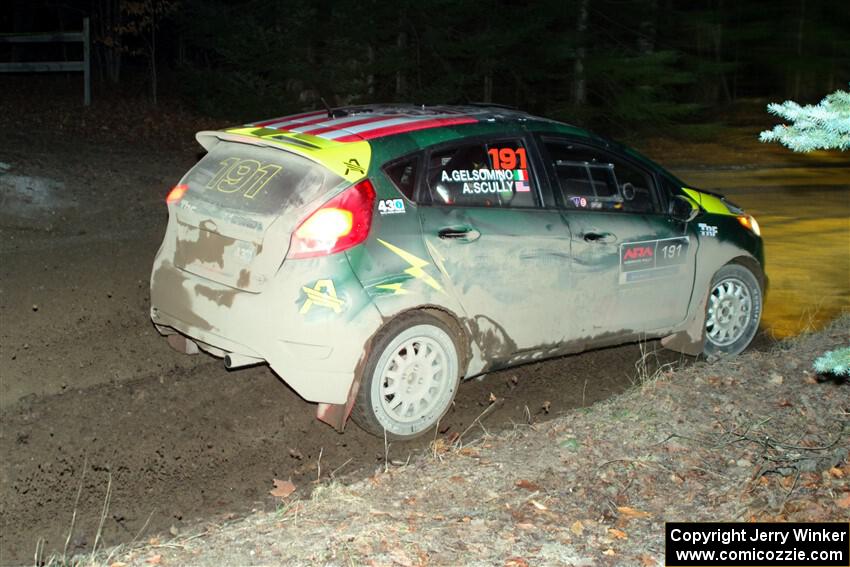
left=570, top=196, right=588, bottom=208
left=619, top=237, right=689, bottom=284
left=300, top=279, right=344, bottom=314
left=378, top=198, right=405, bottom=215
left=698, top=223, right=718, bottom=237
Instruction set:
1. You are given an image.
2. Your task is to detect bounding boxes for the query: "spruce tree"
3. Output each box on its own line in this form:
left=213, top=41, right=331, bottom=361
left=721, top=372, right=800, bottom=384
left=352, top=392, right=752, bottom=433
left=760, top=86, right=850, bottom=151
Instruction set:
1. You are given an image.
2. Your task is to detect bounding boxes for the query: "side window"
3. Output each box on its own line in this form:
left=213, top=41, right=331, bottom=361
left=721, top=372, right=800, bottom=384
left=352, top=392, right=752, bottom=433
left=658, top=175, right=682, bottom=213
left=425, top=140, right=538, bottom=208
left=383, top=156, right=419, bottom=201
left=544, top=140, right=660, bottom=214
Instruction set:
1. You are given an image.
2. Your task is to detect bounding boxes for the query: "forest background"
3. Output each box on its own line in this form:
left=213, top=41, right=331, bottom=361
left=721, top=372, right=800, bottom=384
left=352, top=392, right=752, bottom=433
left=4, top=0, right=849, bottom=133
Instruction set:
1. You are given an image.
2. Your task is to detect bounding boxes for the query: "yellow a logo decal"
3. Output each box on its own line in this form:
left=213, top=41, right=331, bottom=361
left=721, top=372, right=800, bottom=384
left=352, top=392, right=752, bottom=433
left=300, top=279, right=344, bottom=314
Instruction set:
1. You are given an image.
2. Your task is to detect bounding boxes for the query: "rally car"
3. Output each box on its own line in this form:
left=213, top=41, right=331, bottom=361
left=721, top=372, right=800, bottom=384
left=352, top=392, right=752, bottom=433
left=150, top=104, right=766, bottom=439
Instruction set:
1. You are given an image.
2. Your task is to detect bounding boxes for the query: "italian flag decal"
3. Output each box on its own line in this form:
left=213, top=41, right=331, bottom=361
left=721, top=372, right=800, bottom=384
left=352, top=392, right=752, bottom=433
left=514, top=169, right=530, bottom=192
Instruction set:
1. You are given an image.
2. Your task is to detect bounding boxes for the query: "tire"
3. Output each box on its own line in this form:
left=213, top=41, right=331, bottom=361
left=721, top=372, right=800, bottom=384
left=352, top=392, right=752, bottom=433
left=703, top=264, right=763, bottom=359
left=351, top=312, right=461, bottom=440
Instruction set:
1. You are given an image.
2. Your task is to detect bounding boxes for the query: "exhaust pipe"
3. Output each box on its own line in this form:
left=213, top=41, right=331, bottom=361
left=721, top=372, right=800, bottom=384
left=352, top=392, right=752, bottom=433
left=224, top=353, right=264, bottom=369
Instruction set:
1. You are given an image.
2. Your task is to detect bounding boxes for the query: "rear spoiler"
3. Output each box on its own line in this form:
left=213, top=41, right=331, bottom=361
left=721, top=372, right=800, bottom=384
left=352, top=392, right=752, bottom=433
left=195, top=129, right=371, bottom=185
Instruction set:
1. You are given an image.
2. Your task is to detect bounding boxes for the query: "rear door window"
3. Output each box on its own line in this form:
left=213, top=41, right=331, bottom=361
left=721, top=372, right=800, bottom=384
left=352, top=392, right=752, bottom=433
left=181, top=141, right=344, bottom=214
left=383, top=156, right=419, bottom=201
left=425, top=140, right=539, bottom=208
left=542, top=140, right=661, bottom=214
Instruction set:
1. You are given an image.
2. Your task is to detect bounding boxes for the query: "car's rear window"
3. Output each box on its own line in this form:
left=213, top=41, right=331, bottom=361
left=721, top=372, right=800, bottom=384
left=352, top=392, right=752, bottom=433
left=383, top=156, right=419, bottom=201
left=181, top=141, right=344, bottom=214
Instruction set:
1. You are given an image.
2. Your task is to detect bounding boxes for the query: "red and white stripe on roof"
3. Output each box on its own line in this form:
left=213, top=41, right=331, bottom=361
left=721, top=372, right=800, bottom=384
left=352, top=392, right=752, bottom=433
left=249, top=107, right=479, bottom=142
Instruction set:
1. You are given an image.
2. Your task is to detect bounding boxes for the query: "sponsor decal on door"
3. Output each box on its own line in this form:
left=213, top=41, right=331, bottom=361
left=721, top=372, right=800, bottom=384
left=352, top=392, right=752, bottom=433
left=619, top=237, right=689, bottom=284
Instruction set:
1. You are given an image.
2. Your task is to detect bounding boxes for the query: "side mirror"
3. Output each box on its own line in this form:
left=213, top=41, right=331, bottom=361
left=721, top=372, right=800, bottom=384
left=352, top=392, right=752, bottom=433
left=669, top=195, right=699, bottom=223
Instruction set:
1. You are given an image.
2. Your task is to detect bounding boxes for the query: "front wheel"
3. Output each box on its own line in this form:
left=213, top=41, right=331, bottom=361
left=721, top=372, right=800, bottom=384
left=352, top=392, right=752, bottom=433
left=703, top=264, right=763, bottom=359
left=351, top=312, right=461, bottom=440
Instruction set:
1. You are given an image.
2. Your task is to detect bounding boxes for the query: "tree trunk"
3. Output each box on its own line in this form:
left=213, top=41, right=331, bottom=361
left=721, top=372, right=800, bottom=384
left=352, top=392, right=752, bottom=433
left=150, top=14, right=157, bottom=105
left=572, top=0, right=589, bottom=108
left=366, top=44, right=375, bottom=97
left=483, top=73, right=493, bottom=103
left=98, top=0, right=122, bottom=84
left=731, top=1, right=741, bottom=100
left=637, top=0, right=658, bottom=55
left=793, top=0, right=806, bottom=100
left=395, top=29, right=408, bottom=99
left=713, top=0, right=731, bottom=103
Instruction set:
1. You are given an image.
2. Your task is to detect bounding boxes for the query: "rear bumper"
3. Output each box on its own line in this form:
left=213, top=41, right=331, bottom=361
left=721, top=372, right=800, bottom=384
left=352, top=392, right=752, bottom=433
left=150, top=256, right=383, bottom=405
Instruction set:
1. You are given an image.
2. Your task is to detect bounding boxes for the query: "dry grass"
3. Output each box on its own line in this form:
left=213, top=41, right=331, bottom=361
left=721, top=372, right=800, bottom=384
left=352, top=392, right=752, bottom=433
left=88, top=316, right=849, bottom=567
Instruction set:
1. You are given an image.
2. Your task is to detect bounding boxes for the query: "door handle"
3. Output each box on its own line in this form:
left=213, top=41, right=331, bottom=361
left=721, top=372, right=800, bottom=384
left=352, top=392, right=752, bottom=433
left=583, top=231, right=616, bottom=243
left=438, top=227, right=481, bottom=242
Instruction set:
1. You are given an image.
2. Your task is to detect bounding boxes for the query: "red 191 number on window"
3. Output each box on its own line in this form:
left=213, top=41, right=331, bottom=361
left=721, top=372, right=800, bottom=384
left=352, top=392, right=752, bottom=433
left=488, top=147, right=528, bottom=170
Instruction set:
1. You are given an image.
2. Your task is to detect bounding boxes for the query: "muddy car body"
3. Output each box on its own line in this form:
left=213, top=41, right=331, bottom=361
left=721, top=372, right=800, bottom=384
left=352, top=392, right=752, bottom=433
left=150, top=105, right=766, bottom=439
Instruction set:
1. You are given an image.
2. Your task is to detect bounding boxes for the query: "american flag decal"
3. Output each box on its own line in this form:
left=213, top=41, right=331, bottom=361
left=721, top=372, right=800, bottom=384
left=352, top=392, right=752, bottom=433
left=248, top=107, right=478, bottom=142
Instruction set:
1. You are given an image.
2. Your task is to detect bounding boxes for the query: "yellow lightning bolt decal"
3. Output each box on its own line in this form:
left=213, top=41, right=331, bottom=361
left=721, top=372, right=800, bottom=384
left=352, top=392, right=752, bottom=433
left=377, top=239, right=443, bottom=292
left=375, top=283, right=409, bottom=295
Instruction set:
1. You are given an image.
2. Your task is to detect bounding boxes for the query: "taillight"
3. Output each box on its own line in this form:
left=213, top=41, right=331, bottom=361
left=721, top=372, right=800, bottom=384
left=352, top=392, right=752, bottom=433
left=287, top=179, right=376, bottom=259
left=166, top=184, right=188, bottom=205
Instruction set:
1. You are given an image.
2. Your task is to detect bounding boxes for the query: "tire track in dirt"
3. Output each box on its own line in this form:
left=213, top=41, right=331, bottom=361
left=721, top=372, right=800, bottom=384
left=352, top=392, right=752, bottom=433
left=1, top=329, right=678, bottom=563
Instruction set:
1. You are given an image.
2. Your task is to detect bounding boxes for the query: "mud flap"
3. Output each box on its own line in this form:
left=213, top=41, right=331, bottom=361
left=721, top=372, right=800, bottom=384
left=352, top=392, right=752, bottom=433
left=316, top=377, right=360, bottom=432
left=660, top=292, right=708, bottom=356
left=167, top=333, right=200, bottom=355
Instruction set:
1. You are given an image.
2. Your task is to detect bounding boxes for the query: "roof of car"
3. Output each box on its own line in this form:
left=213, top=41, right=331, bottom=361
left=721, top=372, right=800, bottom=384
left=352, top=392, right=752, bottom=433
left=244, top=104, right=559, bottom=143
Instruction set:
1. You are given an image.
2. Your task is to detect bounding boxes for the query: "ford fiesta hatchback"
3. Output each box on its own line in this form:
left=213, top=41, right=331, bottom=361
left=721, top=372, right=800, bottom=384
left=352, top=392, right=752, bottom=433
left=150, top=104, right=766, bottom=439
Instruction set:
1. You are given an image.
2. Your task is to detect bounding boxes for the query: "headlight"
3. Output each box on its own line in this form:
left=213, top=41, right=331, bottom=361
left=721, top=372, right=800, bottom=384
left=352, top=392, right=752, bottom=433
left=737, top=215, right=761, bottom=236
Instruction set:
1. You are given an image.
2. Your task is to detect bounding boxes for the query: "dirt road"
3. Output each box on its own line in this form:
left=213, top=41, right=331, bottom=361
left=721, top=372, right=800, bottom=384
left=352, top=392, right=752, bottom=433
left=1, top=127, right=847, bottom=564
left=677, top=165, right=850, bottom=337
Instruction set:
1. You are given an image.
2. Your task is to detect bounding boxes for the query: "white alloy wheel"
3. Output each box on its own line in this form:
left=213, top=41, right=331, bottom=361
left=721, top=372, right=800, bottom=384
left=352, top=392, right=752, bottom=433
left=703, top=264, right=762, bottom=358
left=352, top=313, right=461, bottom=440
left=706, top=277, right=753, bottom=347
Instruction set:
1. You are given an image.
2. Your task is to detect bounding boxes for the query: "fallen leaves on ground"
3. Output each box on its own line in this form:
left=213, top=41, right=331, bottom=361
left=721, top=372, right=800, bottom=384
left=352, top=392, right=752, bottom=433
left=570, top=520, right=584, bottom=536
left=515, top=479, right=540, bottom=491
left=269, top=479, right=296, bottom=500
left=617, top=506, right=651, bottom=519
left=107, top=317, right=849, bottom=567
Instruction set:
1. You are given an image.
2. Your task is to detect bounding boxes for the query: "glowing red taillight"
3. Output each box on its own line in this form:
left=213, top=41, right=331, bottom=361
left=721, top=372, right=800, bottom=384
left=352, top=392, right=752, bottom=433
left=287, top=179, right=376, bottom=259
left=166, top=184, right=188, bottom=205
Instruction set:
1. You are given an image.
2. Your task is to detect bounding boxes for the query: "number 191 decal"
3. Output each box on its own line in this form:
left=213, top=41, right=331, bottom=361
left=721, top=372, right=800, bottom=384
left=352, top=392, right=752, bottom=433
left=207, top=157, right=282, bottom=199
left=378, top=198, right=406, bottom=215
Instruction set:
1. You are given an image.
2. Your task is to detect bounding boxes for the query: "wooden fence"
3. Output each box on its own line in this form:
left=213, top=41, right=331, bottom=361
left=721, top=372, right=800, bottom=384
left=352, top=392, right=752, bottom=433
left=0, top=18, right=91, bottom=106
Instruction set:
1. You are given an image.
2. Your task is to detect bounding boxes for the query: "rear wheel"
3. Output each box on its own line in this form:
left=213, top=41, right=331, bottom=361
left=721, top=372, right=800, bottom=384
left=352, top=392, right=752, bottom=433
left=351, top=312, right=461, bottom=440
left=703, top=264, right=762, bottom=359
